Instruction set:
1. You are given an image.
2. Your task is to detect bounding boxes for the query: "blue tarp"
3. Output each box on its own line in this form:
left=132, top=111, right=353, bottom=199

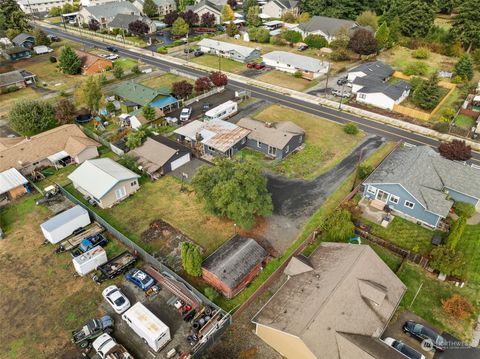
left=151, top=96, right=178, bottom=109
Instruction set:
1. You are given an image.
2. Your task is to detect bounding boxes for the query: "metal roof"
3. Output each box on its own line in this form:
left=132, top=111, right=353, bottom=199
left=0, top=168, right=28, bottom=194
left=40, top=205, right=89, bottom=232
left=263, top=51, right=329, bottom=73
left=198, top=38, right=260, bottom=58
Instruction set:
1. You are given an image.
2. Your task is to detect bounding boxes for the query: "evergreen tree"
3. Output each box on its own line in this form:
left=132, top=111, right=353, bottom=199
left=387, top=16, right=401, bottom=45
left=356, top=10, right=378, bottom=29
left=0, top=0, right=29, bottom=35
left=451, top=0, right=480, bottom=50
left=9, top=100, right=57, bottom=136
left=246, top=6, right=262, bottom=27
left=412, top=74, right=441, bottom=110
left=58, top=46, right=81, bottom=75
left=222, top=4, right=235, bottom=21
left=375, top=22, right=390, bottom=50
left=33, top=28, right=51, bottom=46
left=454, top=54, right=474, bottom=81
left=384, top=0, right=435, bottom=37
left=243, top=0, right=257, bottom=15
left=143, top=0, right=158, bottom=17
left=180, top=242, right=202, bottom=276
left=142, top=104, right=156, bottom=122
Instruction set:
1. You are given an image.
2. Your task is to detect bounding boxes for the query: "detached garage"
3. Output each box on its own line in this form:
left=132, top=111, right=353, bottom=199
left=129, top=135, right=191, bottom=180
left=40, top=205, right=91, bottom=244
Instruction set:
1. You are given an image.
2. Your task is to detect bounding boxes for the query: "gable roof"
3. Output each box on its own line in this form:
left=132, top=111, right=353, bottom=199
left=108, top=14, right=151, bottom=29
left=0, top=168, right=28, bottom=194
left=364, top=146, right=480, bottom=217
left=262, top=51, right=329, bottom=73
left=0, top=125, right=99, bottom=172
left=84, top=1, right=139, bottom=19
left=336, top=332, right=408, bottom=359
left=297, top=15, right=357, bottom=36
left=269, top=0, right=298, bottom=9
left=113, top=81, right=170, bottom=107
left=197, top=38, right=259, bottom=57
left=357, top=79, right=411, bottom=101
left=252, top=243, right=406, bottom=359
left=129, top=136, right=190, bottom=174
left=12, top=33, right=34, bottom=46
left=68, top=158, right=140, bottom=199
left=202, top=235, right=267, bottom=289
left=350, top=61, right=394, bottom=80
left=135, top=0, right=175, bottom=6
left=74, top=49, right=112, bottom=71
left=187, top=0, right=222, bottom=12
left=237, top=117, right=304, bottom=149
left=0, top=70, right=26, bottom=87
left=4, top=46, right=31, bottom=55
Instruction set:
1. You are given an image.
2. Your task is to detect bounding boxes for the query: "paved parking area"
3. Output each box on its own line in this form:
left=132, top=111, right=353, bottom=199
left=169, top=158, right=211, bottom=182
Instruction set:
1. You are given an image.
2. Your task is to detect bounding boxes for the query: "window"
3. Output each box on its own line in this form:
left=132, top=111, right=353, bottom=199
left=268, top=146, right=277, bottom=156
left=257, top=141, right=263, bottom=148
left=115, top=187, right=126, bottom=200
left=404, top=200, right=415, bottom=209
left=367, top=186, right=376, bottom=195
left=389, top=195, right=399, bottom=204
left=298, top=136, right=302, bottom=143
left=285, top=145, right=289, bottom=153
left=359, top=93, right=366, bottom=99
left=130, top=181, right=137, bottom=187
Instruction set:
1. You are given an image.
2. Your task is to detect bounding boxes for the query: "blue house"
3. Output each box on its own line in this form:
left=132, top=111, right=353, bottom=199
left=12, top=33, right=35, bottom=49
left=2, top=46, right=32, bottom=61
left=362, top=145, right=480, bottom=228
left=237, top=118, right=305, bottom=160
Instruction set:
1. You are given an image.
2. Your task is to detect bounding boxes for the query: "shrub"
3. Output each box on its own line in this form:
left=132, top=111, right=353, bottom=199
left=404, top=61, right=430, bottom=76
left=204, top=287, right=219, bottom=301
left=157, top=47, right=168, bottom=54
left=433, top=122, right=449, bottom=133
left=472, top=49, right=480, bottom=67
left=180, top=242, right=202, bottom=276
left=131, top=65, right=141, bottom=74
left=439, top=139, right=472, bottom=161
left=304, top=34, right=327, bottom=49
left=293, top=70, right=302, bottom=78
left=442, top=295, right=473, bottom=319
left=282, top=29, right=302, bottom=43
left=447, top=216, right=467, bottom=250
left=430, top=246, right=465, bottom=276
left=357, top=164, right=374, bottom=180
left=412, top=47, right=430, bottom=59
left=343, top=123, right=359, bottom=135
left=49, top=56, right=57, bottom=63
left=321, top=209, right=354, bottom=242
left=112, top=65, right=124, bottom=79
left=329, top=49, right=350, bottom=61
left=269, top=35, right=286, bottom=46
left=453, top=202, right=476, bottom=218
left=451, top=75, right=463, bottom=84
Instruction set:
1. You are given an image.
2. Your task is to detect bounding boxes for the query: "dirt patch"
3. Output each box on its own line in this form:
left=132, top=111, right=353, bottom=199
left=141, top=219, right=201, bottom=271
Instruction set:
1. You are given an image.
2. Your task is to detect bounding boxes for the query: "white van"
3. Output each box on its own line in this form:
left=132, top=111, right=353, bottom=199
left=122, top=303, right=171, bottom=352
left=204, top=100, right=238, bottom=121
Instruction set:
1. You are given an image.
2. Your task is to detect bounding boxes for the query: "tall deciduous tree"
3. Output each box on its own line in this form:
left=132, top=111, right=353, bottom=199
left=201, top=12, right=216, bottom=27
left=58, top=46, right=82, bottom=75
left=128, top=20, right=150, bottom=36
left=242, top=0, right=257, bottom=15
left=143, top=0, right=158, bottom=17
left=88, top=18, right=100, bottom=32
left=181, top=9, right=199, bottom=26
left=439, top=140, right=472, bottom=161
left=356, top=10, right=378, bottom=29
left=209, top=71, right=228, bottom=86
left=55, top=98, right=76, bottom=125
left=194, top=77, right=212, bottom=93
left=282, top=29, right=302, bottom=43
left=192, top=158, right=273, bottom=229
left=172, top=80, right=193, bottom=99
left=300, top=0, right=387, bottom=20
left=0, top=0, right=29, bottom=35
left=172, top=17, right=189, bottom=36
left=246, top=5, right=262, bottom=27
left=142, top=104, right=156, bottom=122
left=77, top=77, right=103, bottom=112
left=348, top=28, right=377, bottom=55
left=164, top=11, right=179, bottom=26
left=454, top=54, right=474, bottom=81
left=451, top=0, right=480, bottom=50
left=383, top=0, right=435, bottom=37
left=126, top=128, right=148, bottom=149
left=222, top=4, right=235, bottom=21
left=9, top=100, right=57, bottom=136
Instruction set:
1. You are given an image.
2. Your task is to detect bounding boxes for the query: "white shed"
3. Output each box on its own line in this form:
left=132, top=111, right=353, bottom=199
left=40, top=205, right=91, bottom=244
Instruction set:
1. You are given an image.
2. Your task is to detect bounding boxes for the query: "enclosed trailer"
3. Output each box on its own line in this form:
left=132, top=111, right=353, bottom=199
left=40, top=205, right=91, bottom=244
left=73, top=246, right=108, bottom=276
left=122, top=302, right=171, bottom=352
left=204, top=100, right=238, bottom=121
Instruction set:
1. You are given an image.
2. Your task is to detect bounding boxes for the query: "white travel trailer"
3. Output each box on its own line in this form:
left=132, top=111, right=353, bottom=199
left=204, top=100, right=238, bottom=121
left=73, top=246, right=108, bottom=276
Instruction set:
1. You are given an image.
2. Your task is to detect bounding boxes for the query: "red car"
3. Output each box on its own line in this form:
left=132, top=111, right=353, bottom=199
left=254, top=63, right=266, bottom=70
left=246, top=62, right=256, bottom=68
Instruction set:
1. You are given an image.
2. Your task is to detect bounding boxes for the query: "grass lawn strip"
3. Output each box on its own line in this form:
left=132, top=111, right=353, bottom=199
left=112, top=58, right=138, bottom=71
left=140, top=73, right=194, bottom=89
left=455, top=224, right=480, bottom=285
left=255, top=70, right=319, bottom=92
left=190, top=54, right=245, bottom=74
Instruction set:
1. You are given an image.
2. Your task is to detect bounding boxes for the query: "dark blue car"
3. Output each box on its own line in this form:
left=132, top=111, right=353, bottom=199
left=125, top=268, right=155, bottom=291
left=403, top=320, right=447, bottom=351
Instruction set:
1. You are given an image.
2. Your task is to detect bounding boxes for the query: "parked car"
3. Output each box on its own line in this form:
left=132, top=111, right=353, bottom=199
left=180, top=107, right=192, bottom=122
left=106, top=46, right=118, bottom=53
left=246, top=62, right=256, bottom=69
left=70, top=233, right=108, bottom=257
left=202, top=103, right=210, bottom=112
left=383, top=337, right=426, bottom=359
left=297, top=44, right=308, bottom=51
left=193, top=50, right=204, bottom=57
left=71, top=315, right=114, bottom=348
left=331, top=89, right=351, bottom=98
left=337, top=77, right=348, bottom=86
left=47, top=34, right=60, bottom=42
left=105, top=53, right=119, bottom=60
left=165, top=116, right=179, bottom=125
left=125, top=268, right=155, bottom=291
left=254, top=63, right=266, bottom=70
left=403, top=321, right=447, bottom=351
left=102, top=285, right=130, bottom=314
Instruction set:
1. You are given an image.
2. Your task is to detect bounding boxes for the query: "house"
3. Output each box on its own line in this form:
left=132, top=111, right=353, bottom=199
left=0, top=124, right=100, bottom=174
left=252, top=242, right=407, bottom=359
left=2, top=46, right=32, bottom=61
left=202, top=235, right=267, bottom=299
left=0, top=70, right=36, bottom=92
left=0, top=168, right=29, bottom=201
left=186, top=0, right=222, bottom=24
left=68, top=158, right=140, bottom=208
left=347, top=61, right=394, bottom=82
left=174, top=119, right=250, bottom=157
left=132, top=0, right=176, bottom=16
left=197, top=39, right=261, bottom=63
left=363, top=145, right=480, bottom=228
left=295, top=15, right=360, bottom=42
left=18, top=0, right=74, bottom=14
left=261, top=0, right=299, bottom=19
left=12, top=33, right=35, bottom=48
left=78, top=1, right=141, bottom=27
left=80, top=0, right=113, bottom=6
left=108, top=14, right=157, bottom=34
left=237, top=118, right=304, bottom=159
left=74, top=49, right=113, bottom=75
left=262, top=51, right=329, bottom=80
left=353, top=78, right=411, bottom=111
left=113, top=81, right=177, bottom=113
left=128, top=107, right=164, bottom=129
left=129, top=135, right=191, bottom=179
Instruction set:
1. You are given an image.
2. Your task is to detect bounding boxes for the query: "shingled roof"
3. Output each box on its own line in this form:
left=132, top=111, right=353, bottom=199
left=113, top=81, right=170, bottom=107
left=297, top=15, right=357, bottom=37
left=202, top=235, right=267, bottom=290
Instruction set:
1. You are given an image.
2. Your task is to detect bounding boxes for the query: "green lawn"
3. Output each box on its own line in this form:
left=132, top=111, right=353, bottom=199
left=255, top=70, right=319, bottom=92
left=250, top=105, right=365, bottom=180
left=113, top=58, right=138, bottom=71
left=191, top=54, right=245, bottom=73
left=456, top=224, right=480, bottom=285
left=455, top=114, right=476, bottom=129
left=397, top=262, right=479, bottom=342
left=140, top=73, right=194, bottom=90
left=358, top=217, right=435, bottom=255
left=363, top=239, right=403, bottom=272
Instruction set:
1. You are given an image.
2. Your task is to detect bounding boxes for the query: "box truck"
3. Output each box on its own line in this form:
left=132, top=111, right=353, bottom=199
left=40, top=205, right=91, bottom=244
left=204, top=100, right=238, bottom=121
left=73, top=246, right=108, bottom=276
left=122, top=302, right=171, bottom=352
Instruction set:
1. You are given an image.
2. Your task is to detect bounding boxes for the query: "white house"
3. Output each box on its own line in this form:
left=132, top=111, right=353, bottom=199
left=80, top=0, right=114, bottom=6
left=18, top=0, right=74, bottom=14
left=262, top=51, right=329, bottom=80
left=197, top=38, right=261, bottom=63
left=261, top=0, right=299, bottom=19
left=354, top=79, right=411, bottom=111
left=132, top=0, right=176, bottom=16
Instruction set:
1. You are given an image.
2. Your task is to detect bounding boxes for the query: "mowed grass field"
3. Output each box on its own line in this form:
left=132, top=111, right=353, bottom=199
left=252, top=105, right=365, bottom=179
left=255, top=70, right=319, bottom=92
left=190, top=54, right=245, bottom=74
left=140, top=73, right=194, bottom=90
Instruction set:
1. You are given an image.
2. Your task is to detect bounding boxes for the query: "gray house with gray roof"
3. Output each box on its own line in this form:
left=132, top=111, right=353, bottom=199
left=363, top=145, right=480, bottom=228
left=295, top=15, right=365, bottom=42
left=78, top=1, right=140, bottom=27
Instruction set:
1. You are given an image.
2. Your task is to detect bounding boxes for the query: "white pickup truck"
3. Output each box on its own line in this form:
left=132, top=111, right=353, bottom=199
left=92, top=333, right=134, bottom=359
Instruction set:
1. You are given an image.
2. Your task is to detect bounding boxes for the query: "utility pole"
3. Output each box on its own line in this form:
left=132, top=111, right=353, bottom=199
left=185, top=32, right=189, bottom=61
left=338, top=82, right=346, bottom=110
left=324, top=67, right=330, bottom=98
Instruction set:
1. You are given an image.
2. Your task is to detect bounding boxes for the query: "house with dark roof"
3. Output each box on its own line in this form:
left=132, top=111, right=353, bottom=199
left=113, top=81, right=177, bottom=112
left=261, top=0, right=299, bottom=19
left=129, top=135, right=191, bottom=179
left=252, top=242, right=407, bottom=359
left=363, top=145, right=480, bottom=228
left=2, top=46, right=32, bottom=61
left=348, top=61, right=394, bottom=82
left=108, top=14, right=156, bottom=33
left=0, top=70, right=36, bottom=92
left=294, top=15, right=364, bottom=42
left=12, top=33, right=35, bottom=48
left=237, top=117, right=304, bottom=159
left=78, top=1, right=140, bottom=27
left=132, top=0, right=176, bottom=16
left=74, top=49, right=113, bottom=75
left=202, top=235, right=267, bottom=298
left=187, top=0, right=222, bottom=24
